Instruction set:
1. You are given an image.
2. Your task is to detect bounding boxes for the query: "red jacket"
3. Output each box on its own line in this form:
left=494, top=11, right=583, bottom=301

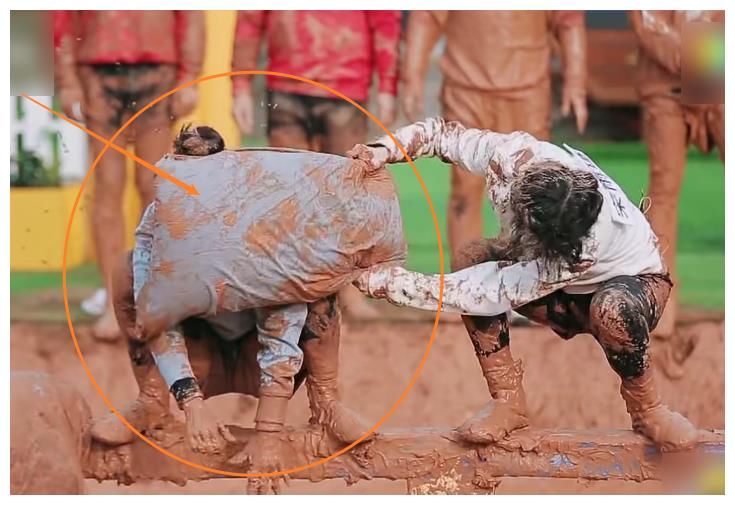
left=232, top=11, right=401, bottom=101
left=53, top=11, right=205, bottom=87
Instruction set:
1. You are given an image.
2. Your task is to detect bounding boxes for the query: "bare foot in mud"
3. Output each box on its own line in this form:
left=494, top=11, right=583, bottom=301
left=91, top=400, right=146, bottom=445
left=92, top=307, right=121, bottom=342
left=455, top=400, right=529, bottom=444
left=245, top=431, right=288, bottom=495
left=631, top=405, right=701, bottom=452
left=91, top=397, right=172, bottom=446
left=315, top=400, right=376, bottom=445
left=182, top=397, right=236, bottom=454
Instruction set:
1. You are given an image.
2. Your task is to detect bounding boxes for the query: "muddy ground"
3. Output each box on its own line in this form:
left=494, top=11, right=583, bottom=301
left=10, top=315, right=724, bottom=494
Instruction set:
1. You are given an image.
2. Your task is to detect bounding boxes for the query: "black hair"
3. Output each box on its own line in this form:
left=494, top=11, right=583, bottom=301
left=509, top=161, right=604, bottom=266
left=173, top=123, right=225, bottom=156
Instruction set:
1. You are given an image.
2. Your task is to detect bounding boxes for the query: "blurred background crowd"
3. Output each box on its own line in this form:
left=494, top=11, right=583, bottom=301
left=10, top=10, right=724, bottom=377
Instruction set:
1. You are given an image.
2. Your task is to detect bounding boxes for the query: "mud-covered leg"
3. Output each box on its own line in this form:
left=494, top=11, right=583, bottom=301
left=302, top=294, right=372, bottom=444
left=456, top=314, right=529, bottom=444
left=589, top=275, right=699, bottom=451
left=248, top=304, right=307, bottom=495
left=451, top=238, right=528, bottom=443
left=91, top=252, right=171, bottom=445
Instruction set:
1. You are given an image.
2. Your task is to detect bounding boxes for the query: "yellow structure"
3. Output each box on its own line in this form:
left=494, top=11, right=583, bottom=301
left=11, top=10, right=240, bottom=272
left=176, top=10, right=240, bottom=147
left=10, top=185, right=89, bottom=270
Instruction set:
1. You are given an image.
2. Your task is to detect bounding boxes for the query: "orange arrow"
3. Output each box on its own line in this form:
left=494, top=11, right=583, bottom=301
left=21, top=94, right=199, bottom=196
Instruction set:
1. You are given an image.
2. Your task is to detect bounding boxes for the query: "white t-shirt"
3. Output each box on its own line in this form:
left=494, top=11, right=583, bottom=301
left=362, top=118, right=666, bottom=315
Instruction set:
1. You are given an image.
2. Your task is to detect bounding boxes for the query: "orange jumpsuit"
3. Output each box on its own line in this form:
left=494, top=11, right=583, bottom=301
left=403, top=11, right=587, bottom=265
left=629, top=10, right=725, bottom=339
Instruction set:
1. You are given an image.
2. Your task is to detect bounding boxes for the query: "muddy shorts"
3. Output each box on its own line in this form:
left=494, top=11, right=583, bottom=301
left=78, top=63, right=176, bottom=139
left=515, top=273, right=673, bottom=378
left=266, top=89, right=368, bottom=153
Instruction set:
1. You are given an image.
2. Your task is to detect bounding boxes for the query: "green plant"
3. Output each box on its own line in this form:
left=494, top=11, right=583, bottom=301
left=10, top=97, right=61, bottom=187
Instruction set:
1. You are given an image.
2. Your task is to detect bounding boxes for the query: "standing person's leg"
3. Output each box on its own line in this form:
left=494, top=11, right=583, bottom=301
left=510, top=83, right=552, bottom=141
left=319, top=99, right=368, bottom=156
left=442, top=85, right=490, bottom=266
left=588, top=275, right=699, bottom=450
left=130, top=65, right=178, bottom=208
left=266, top=90, right=312, bottom=150
left=78, top=65, right=131, bottom=341
left=706, top=103, right=725, bottom=162
left=318, top=98, right=380, bottom=320
left=642, top=96, right=688, bottom=346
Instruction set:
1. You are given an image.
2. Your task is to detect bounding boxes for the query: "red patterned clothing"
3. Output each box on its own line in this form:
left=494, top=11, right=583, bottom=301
left=53, top=11, right=205, bottom=84
left=232, top=10, right=401, bottom=101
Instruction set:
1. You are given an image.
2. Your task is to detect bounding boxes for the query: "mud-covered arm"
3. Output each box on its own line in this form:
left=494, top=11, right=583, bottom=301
left=550, top=11, right=587, bottom=98
left=367, top=11, right=402, bottom=96
left=53, top=11, right=80, bottom=90
left=132, top=203, right=157, bottom=302
left=356, top=259, right=593, bottom=316
left=231, top=10, right=267, bottom=94
left=402, top=11, right=446, bottom=84
left=368, top=117, right=540, bottom=178
left=629, top=10, right=681, bottom=75
left=174, top=11, right=205, bottom=84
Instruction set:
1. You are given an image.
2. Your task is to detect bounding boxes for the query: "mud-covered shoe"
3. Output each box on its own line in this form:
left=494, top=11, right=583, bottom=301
left=621, top=369, right=700, bottom=451
left=456, top=356, right=529, bottom=443
left=306, top=382, right=373, bottom=444
left=302, top=296, right=374, bottom=444
left=91, top=340, right=172, bottom=445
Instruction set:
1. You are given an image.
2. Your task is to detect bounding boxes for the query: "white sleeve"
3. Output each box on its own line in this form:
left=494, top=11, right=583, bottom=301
left=369, top=117, right=538, bottom=179
left=358, top=259, right=591, bottom=316
left=132, top=202, right=157, bottom=301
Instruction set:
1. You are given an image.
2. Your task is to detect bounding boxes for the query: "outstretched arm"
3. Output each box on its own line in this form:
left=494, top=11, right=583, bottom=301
left=355, top=259, right=593, bottom=316
left=401, top=11, right=447, bottom=120
left=629, top=10, right=681, bottom=75
left=358, top=117, right=540, bottom=179
left=550, top=11, right=588, bottom=133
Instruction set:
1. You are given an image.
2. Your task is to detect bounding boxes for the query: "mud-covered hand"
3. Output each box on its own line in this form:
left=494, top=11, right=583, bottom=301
left=354, top=266, right=400, bottom=300
left=561, top=81, right=588, bottom=134
left=182, top=397, right=236, bottom=454
left=232, top=90, right=255, bottom=136
left=246, top=431, right=288, bottom=495
left=58, top=85, right=84, bottom=122
left=401, top=78, right=424, bottom=122
left=376, top=92, right=396, bottom=127
left=172, top=86, right=199, bottom=119
left=347, top=144, right=390, bottom=172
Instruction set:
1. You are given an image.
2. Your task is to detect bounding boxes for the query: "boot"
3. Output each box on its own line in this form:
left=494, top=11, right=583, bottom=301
left=302, top=297, right=372, bottom=444
left=456, top=346, right=529, bottom=444
left=90, top=340, right=171, bottom=445
left=620, top=368, right=700, bottom=451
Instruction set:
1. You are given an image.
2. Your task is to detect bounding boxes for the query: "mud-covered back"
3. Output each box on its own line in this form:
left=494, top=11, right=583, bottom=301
left=137, top=149, right=405, bottom=334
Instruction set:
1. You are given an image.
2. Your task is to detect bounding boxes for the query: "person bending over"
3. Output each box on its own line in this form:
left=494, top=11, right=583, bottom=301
left=352, top=117, right=699, bottom=451
left=92, top=126, right=370, bottom=486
